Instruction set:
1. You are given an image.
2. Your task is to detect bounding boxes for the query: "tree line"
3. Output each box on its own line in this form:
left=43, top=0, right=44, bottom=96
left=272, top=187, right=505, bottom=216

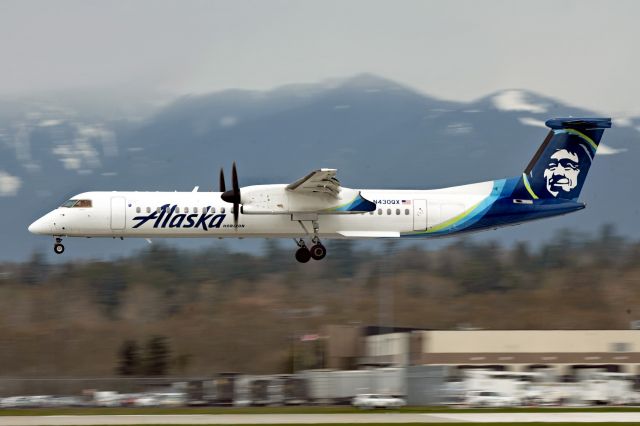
left=0, top=224, right=638, bottom=376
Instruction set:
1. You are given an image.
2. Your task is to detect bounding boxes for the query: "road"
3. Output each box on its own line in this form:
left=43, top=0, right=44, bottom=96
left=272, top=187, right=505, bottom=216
left=1, top=412, right=640, bottom=424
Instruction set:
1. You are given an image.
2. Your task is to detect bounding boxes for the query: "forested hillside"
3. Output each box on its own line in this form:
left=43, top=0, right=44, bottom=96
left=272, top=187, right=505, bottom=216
left=0, top=225, right=638, bottom=377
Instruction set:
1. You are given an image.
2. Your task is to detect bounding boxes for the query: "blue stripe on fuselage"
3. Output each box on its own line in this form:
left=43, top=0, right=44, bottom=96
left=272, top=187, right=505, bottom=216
left=465, top=176, right=585, bottom=233
left=401, top=176, right=585, bottom=238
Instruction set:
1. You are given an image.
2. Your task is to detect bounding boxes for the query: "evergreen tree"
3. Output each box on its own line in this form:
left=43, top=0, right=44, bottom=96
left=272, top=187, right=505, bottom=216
left=21, top=251, right=48, bottom=285
left=117, top=340, right=141, bottom=376
left=144, top=335, right=170, bottom=376
left=95, top=266, right=127, bottom=319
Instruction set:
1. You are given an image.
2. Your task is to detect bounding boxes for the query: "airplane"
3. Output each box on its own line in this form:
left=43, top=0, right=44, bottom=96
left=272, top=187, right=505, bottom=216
left=28, top=117, right=611, bottom=263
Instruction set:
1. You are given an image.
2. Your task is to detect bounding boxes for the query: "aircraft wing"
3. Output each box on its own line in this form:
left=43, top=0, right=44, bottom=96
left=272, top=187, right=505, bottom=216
left=286, top=168, right=341, bottom=197
left=243, top=168, right=376, bottom=214
left=238, top=168, right=375, bottom=214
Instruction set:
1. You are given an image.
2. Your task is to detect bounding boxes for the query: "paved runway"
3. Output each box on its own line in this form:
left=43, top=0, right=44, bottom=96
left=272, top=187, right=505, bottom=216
left=1, top=412, right=640, bottom=424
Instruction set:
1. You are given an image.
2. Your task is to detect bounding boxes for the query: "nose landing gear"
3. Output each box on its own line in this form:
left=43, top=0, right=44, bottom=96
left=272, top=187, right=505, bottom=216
left=53, top=237, right=65, bottom=255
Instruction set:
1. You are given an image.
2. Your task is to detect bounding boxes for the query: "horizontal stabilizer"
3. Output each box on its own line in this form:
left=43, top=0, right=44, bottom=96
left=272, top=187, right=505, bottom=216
left=545, top=117, right=612, bottom=130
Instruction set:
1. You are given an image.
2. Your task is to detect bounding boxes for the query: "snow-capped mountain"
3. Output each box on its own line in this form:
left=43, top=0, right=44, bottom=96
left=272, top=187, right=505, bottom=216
left=2, top=75, right=638, bottom=260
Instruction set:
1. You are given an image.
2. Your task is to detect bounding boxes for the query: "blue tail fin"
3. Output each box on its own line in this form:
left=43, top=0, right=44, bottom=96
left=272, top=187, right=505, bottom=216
left=516, top=117, right=612, bottom=201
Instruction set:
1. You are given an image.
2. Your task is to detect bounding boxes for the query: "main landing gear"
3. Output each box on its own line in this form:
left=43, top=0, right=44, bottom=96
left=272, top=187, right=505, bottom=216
left=53, top=237, right=64, bottom=255
left=293, top=218, right=327, bottom=263
left=294, top=237, right=327, bottom=263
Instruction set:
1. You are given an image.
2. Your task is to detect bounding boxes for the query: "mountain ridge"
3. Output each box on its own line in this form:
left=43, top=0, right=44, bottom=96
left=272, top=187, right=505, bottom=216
left=1, top=74, right=637, bottom=261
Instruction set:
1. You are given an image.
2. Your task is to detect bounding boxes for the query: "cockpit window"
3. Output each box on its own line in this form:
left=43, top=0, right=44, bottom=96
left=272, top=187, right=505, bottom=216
left=61, top=199, right=92, bottom=208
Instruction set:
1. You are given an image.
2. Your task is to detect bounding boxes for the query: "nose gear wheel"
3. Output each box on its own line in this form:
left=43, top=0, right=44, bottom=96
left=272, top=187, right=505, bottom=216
left=53, top=238, right=64, bottom=255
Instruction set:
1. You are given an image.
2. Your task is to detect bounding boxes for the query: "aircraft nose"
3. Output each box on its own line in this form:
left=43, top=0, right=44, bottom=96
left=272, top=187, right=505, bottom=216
left=28, top=216, right=51, bottom=235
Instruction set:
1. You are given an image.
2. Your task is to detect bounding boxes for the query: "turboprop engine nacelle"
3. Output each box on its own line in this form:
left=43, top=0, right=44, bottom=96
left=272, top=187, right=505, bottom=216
left=240, top=184, right=374, bottom=214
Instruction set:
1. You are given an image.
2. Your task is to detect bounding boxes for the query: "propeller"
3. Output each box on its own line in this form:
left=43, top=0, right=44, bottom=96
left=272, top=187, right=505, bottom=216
left=220, top=161, right=241, bottom=227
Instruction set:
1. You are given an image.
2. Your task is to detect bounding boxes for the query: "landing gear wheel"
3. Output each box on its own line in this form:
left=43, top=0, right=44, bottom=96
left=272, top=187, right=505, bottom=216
left=310, top=244, right=326, bottom=261
left=54, top=243, right=65, bottom=255
left=295, top=247, right=311, bottom=263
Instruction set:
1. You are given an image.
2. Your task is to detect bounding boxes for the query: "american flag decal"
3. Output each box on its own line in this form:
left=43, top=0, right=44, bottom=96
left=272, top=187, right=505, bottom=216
left=402, top=200, right=411, bottom=205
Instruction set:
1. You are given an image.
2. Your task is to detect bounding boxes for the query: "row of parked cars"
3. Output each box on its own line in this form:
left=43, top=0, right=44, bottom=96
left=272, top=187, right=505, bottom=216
left=1, top=395, right=86, bottom=408
left=0, top=392, right=188, bottom=408
left=0, top=393, right=407, bottom=409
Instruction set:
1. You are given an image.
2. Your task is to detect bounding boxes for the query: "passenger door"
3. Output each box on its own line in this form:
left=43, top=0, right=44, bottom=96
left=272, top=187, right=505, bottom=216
left=110, top=197, right=126, bottom=230
left=413, top=199, right=427, bottom=231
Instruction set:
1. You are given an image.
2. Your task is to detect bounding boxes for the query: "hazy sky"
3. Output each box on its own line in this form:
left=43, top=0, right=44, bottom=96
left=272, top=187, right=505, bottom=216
left=1, top=0, right=639, bottom=114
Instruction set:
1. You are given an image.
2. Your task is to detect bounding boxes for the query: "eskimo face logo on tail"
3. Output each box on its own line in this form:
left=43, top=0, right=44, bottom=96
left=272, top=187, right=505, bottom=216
left=132, top=204, right=226, bottom=230
left=543, top=149, right=581, bottom=197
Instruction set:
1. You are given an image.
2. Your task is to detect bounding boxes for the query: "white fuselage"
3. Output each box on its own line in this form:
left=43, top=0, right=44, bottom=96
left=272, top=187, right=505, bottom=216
left=28, top=181, right=494, bottom=240
left=27, top=117, right=610, bottom=259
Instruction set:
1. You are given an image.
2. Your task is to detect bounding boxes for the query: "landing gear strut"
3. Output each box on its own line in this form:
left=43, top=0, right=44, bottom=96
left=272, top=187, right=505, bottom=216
left=53, top=237, right=64, bottom=255
left=309, top=220, right=326, bottom=261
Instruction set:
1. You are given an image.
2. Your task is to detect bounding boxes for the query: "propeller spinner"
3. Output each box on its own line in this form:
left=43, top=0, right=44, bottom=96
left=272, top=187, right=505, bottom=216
left=220, top=162, right=241, bottom=226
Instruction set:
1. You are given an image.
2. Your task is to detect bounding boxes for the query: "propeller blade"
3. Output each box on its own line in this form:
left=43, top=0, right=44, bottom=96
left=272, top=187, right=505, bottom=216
left=232, top=161, right=239, bottom=193
left=219, top=168, right=226, bottom=193
left=220, top=162, right=241, bottom=229
left=232, top=162, right=240, bottom=227
left=231, top=161, right=241, bottom=231
left=233, top=203, right=239, bottom=226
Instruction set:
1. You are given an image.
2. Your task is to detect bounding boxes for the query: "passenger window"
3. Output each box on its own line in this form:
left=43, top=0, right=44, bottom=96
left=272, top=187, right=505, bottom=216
left=377, top=208, right=382, bottom=215
left=210, top=207, right=216, bottom=214
left=184, top=207, right=189, bottom=213
left=146, top=207, right=151, bottom=213
left=194, top=207, right=198, bottom=214
left=136, top=207, right=141, bottom=213
left=369, top=211, right=373, bottom=215
left=220, top=207, right=225, bottom=214
left=396, top=209, right=400, bottom=215
left=156, top=207, right=161, bottom=213
left=405, top=209, right=410, bottom=215
left=387, top=208, right=391, bottom=215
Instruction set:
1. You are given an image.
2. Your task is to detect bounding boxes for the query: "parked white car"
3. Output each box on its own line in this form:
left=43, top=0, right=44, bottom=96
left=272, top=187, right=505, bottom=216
left=352, top=394, right=406, bottom=409
left=155, top=392, right=187, bottom=407
left=93, top=391, right=122, bottom=407
left=466, top=390, right=519, bottom=407
left=0, top=396, right=30, bottom=408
